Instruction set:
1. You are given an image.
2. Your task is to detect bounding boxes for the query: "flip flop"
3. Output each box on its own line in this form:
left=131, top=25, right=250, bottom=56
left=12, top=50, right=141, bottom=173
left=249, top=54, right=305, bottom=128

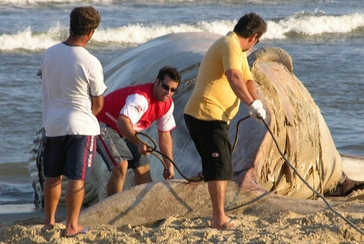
left=63, top=227, right=89, bottom=238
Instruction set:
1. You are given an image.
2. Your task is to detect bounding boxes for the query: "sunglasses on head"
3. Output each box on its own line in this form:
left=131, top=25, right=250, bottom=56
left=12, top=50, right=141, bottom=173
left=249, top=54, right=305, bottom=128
left=159, top=79, right=177, bottom=93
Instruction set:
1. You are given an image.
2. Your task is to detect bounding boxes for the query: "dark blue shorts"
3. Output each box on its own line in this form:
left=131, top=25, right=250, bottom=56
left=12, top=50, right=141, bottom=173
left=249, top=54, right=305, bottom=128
left=184, top=114, right=233, bottom=181
left=43, top=135, right=97, bottom=180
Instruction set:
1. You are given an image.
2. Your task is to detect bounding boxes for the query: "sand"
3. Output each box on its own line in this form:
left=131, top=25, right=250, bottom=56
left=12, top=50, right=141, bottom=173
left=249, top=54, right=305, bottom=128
left=1, top=201, right=364, bottom=244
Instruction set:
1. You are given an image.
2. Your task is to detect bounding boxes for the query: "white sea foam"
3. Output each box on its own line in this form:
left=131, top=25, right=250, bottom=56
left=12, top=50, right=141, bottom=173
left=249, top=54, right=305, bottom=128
left=265, top=12, right=364, bottom=39
left=1, top=12, right=364, bottom=51
left=92, top=20, right=234, bottom=45
left=0, top=23, right=66, bottom=51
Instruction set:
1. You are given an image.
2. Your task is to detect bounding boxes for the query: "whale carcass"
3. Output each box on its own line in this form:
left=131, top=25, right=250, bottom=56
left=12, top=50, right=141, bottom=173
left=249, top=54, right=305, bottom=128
left=28, top=32, right=364, bottom=227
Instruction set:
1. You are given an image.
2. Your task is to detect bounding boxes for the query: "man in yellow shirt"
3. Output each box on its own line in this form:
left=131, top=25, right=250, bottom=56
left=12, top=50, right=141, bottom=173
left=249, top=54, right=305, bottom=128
left=184, top=12, right=267, bottom=230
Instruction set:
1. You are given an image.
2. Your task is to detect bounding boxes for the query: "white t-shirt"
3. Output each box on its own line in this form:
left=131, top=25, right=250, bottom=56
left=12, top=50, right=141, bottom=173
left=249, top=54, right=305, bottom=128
left=41, top=42, right=107, bottom=136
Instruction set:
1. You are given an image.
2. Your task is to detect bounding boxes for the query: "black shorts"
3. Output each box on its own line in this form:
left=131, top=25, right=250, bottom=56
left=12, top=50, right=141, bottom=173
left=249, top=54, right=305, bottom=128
left=43, top=135, right=97, bottom=180
left=184, top=114, right=233, bottom=181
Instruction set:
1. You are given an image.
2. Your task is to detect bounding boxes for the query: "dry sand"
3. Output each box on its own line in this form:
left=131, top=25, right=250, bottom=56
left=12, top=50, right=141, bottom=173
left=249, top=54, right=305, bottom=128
left=1, top=200, right=364, bottom=244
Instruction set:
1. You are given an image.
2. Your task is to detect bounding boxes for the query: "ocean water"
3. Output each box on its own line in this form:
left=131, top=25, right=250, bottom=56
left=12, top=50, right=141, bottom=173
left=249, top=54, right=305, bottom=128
left=0, top=0, right=363, bottom=205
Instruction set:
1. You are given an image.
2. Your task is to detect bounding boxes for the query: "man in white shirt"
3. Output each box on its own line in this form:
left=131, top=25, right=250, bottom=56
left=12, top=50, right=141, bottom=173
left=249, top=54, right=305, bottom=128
left=41, top=6, right=107, bottom=238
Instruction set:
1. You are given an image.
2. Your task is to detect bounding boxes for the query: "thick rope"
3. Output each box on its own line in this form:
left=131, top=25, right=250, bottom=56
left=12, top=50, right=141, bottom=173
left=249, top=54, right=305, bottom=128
left=232, top=115, right=250, bottom=151
left=135, top=132, right=203, bottom=182
left=247, top=116, right=364, bottom=235
left=136, top=114, right=364, bottom=235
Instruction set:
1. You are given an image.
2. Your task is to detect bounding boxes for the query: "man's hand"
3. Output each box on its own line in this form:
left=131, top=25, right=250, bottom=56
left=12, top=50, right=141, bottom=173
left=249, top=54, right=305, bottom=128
left=248, top=99, right=266, bottom=121
left=163, top=167, right=174, bottom=180
left=137, top=142, right=150, bottom=155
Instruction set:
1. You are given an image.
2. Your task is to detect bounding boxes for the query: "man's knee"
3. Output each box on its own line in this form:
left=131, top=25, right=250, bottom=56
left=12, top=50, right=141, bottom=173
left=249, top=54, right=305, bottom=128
left=134, top=164, right=150, bottom=174
left=133, top=165, right=152, bottom=185
left=112, top=160, right=128, bottom=177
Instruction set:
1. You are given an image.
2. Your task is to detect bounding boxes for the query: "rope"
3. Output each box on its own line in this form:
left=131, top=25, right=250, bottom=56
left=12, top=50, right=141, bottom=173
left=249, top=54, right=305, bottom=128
left=232, top=115, right=251, bottom=152
left=136, top=114, right=364, bottom=235
left=135, top=132, right=203, bottom=182
left=247, top=116, right=364, bottom=235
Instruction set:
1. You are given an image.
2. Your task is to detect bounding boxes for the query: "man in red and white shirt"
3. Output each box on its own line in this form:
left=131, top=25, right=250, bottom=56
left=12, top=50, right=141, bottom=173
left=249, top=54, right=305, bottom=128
left=97, top=66, right=181, bottom=196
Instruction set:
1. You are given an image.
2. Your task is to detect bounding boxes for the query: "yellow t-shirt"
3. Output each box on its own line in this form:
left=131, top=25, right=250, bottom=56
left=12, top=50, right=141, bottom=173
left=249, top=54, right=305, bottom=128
left=184, top=31, right=253, bottom=124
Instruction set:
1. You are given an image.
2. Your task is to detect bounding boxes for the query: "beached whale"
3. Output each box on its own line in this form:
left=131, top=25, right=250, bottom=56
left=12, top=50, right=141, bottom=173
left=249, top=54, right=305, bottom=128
left=28, top=32, right=364, bottom=227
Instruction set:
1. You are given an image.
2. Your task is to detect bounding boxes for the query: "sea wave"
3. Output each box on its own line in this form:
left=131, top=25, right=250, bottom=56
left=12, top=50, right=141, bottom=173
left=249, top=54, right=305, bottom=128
left=0, top=162, right=34, bottom=205
left=265, top=11, right=364, bottom=39
left=0, top=182, right=34, bottom=205
left=1, top=12, right=364, bottom=52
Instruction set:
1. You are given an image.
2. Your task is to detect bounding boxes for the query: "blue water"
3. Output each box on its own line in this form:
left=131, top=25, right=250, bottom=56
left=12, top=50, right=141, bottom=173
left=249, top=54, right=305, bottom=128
left=0, top=0, right=363, bottom=205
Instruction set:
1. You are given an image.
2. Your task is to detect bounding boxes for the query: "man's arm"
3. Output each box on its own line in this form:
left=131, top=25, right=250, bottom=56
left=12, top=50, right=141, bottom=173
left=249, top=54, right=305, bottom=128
left=225, top=69, right=256, bottom=105
left=91, top=95, right=104, bottom=116
left=226, top=69, right=266, bottom=120
left=158, top=130, right=175, bottom=180
left=245, top=79, right=259, bottom=100
left=116, top=115, right=148, bottom=154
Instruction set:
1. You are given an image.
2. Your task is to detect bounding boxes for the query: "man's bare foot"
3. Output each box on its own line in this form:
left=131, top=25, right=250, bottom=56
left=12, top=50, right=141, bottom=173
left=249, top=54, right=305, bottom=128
left=211, top=218, right=238, bottom=230
left=41, top=224, right=54, bottom=233
left=63, top=226, right=89, bottom=238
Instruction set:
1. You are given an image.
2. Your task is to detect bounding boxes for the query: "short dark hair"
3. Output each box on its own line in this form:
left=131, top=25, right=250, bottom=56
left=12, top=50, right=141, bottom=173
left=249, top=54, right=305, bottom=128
left=233, top=13, right=267, bottom=40
left=157, top=66, right=182, bottom=84
left=70, top=6, right=101, bottom=37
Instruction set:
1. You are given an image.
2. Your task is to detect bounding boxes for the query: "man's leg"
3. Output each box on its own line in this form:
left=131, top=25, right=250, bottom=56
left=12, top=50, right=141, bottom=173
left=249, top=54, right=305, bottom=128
left=209, top=180, right=236, bottom=230
left=209, top=180, right=232, bottom=229
left=42, top=176, right=62, bottom=232
left=133, top=164, right=152, bottom=185
left=126, top=139, right=152, bottom=185
left=62, top=134, right=96, bottom=236
left=63, top=179, right=86, bottom=236
left=97, top=125, right=134, bottom=196
left=184, top=115, right=235, bottom=230
left=107, top=160, right=128, bottom=196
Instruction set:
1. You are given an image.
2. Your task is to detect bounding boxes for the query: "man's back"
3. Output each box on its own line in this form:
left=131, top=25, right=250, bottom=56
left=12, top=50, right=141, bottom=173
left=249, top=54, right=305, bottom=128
left=41, top=42, right=104, bottom=136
